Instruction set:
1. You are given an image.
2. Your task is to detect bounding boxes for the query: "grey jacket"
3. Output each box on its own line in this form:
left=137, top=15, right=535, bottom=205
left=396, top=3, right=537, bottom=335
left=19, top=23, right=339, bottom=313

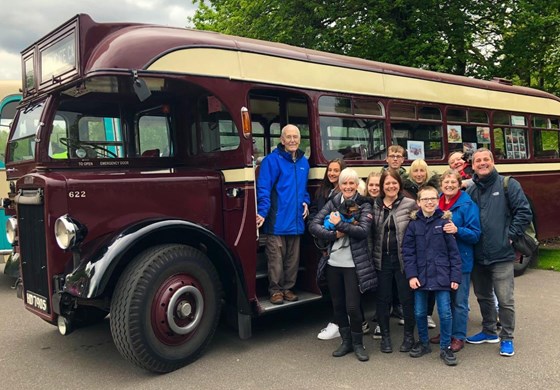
left=467, top=169, right=532, bottom=265
left=371, top=195, right=418, bottom=271
left=309, top=193, right=377, bottom=293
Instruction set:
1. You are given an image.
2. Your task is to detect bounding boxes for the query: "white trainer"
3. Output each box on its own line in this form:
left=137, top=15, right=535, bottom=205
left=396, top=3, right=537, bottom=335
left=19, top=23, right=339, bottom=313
left=317, top=322, right=340, bottom=340
left=427, top=315, right=437, bottom=329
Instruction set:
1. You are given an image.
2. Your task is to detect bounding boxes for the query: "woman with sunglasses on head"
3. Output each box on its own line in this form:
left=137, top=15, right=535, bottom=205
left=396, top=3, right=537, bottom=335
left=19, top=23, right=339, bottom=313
left=371, top=168, right=418, bottom=354
left=310, top=168, right=376, bottom=362
left=310, top=159, right=346, bottom=340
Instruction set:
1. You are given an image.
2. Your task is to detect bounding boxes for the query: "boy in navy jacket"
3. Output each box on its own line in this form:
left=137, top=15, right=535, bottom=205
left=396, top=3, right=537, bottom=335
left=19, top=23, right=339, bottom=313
left=402, top=186, right=461, bottom=366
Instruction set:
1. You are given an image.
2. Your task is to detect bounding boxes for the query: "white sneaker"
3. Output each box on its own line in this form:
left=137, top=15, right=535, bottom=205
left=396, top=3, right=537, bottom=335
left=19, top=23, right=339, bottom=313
left=427, top=315, right=437, bottom=329
left=317, top=322, right=340, bottom=340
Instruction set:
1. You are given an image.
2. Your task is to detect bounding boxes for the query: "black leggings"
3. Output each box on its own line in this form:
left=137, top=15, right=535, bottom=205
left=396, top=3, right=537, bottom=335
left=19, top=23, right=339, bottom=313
left=377, top=266, right=415, bottom=332
left=326, top=265, right=362, bottom=333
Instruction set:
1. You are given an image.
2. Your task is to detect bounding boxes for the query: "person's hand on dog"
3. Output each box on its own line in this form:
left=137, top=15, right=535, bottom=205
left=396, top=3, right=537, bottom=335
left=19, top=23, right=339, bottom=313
left=329, top=211, right=341, bottom=225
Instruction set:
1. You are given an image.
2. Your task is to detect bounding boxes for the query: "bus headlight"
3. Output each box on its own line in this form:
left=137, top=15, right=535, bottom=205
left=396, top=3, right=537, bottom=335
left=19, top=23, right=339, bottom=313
left=54, top=215, right=86, bottom=250
left=6, top=217, right=17, bottom=245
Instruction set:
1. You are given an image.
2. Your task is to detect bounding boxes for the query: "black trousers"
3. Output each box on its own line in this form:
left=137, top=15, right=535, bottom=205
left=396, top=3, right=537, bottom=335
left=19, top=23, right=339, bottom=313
left=326, top=265, right=363, bottom=333
left=376, top=260, right=415, bottom=333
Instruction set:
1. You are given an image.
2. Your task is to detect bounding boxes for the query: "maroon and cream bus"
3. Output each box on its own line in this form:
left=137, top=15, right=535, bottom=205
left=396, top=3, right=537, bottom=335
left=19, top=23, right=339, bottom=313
left=4, top=14, right=559, bottom=372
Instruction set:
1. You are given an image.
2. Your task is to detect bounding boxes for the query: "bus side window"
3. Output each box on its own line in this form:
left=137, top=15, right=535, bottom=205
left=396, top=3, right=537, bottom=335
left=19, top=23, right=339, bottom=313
left=388, top=103, right=443, bottom=160
left=318, top=95, right=385, bottom=161
left=138, top=114, right=173, bottom=157
left=49, top=117, right=69, bottom=159
left=249, top=91, right=310, bottom=159
left=198, top=96, right=240, bottom=153
left=493, top=112, right=528, bottom=160
left=533, top=116, right=559, bottom=159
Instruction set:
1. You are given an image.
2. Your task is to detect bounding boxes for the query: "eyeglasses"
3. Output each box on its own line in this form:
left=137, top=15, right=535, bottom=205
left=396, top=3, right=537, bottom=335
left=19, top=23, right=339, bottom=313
left=388, top=155, right=404, bottom=159
left=419, top=197, right=438, bottom=203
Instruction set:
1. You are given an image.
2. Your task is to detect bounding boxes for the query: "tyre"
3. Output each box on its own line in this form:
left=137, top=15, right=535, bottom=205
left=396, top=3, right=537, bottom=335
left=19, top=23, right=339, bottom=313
left=513, top=247, right=539, bottom=277
left=110, top=244, right=222, bottom=373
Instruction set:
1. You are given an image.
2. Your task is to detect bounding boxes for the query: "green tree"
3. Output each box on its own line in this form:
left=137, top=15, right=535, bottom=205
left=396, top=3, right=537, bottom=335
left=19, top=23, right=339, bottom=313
left=492, top=0, right=560, bottom=94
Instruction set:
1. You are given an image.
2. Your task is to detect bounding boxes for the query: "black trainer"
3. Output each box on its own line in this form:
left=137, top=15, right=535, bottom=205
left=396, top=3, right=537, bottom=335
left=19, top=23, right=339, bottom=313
left=409, top=341, right=432, bottom=358
left=440, top=347, right=458, bottom=366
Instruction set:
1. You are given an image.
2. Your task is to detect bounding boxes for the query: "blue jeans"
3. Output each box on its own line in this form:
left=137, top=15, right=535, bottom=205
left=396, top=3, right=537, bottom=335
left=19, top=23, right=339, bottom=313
left=471, top=261, right=515, bottom=340
left=415, top=290, right=452, bottom=349
left=451, top=272, right=471, bottom=341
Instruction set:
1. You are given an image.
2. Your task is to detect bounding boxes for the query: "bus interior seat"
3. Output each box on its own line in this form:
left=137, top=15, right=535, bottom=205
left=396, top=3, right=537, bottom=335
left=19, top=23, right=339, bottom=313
left=535, top=150, right=559, bottom=159
left=141, top=148, right=160, bottom=157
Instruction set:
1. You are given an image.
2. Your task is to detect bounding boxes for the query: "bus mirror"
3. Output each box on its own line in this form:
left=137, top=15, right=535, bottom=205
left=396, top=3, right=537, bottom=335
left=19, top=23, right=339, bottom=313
left=132, top=70, right=151, bottom=102
left=241, top=106, right=251, bottom=139
left=133, top=78, right=151, bottom=102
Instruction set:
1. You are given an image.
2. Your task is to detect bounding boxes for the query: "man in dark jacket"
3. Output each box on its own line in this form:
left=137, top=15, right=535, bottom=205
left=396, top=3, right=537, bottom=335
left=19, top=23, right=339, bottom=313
left=465, top=148, right=532, bottom=357
left=256, top=124, right=310, bottom=305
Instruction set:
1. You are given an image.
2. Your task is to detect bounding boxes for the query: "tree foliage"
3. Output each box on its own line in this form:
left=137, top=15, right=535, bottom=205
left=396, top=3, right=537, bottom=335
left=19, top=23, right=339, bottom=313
left=190, top=0, right=560, bottom=95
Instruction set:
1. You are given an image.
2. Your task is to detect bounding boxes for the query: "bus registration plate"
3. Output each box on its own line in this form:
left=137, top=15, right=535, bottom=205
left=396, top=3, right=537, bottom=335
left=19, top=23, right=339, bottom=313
left=26, top=291, right=48, bottom=312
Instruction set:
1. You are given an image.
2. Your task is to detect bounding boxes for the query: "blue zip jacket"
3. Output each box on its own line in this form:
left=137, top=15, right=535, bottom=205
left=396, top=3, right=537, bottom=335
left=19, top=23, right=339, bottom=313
left=445, top=191, right=481, bottom=273
left=467, top=169, right=532, bottom=265
left=257, top=145, right=310, bottom=235
left=402, top=209, right=462, bottom=290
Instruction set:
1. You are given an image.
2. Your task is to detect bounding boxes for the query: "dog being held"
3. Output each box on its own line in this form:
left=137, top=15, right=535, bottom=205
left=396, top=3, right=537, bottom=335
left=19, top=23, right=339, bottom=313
left=323, top=199, right=360, bottom=231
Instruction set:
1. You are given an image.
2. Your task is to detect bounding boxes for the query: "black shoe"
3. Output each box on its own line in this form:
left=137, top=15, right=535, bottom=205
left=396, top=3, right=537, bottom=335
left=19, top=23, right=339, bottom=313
left=380, top=334, right=393, bottom=353
left=409, top=341, right=432, bottom=358
left=440, top=347, right=458, bottom=366
left=399, top=332, right=415, bottom=352
left=332, top=327, right=353, bottom=357
left=352, top=332, right=369, bottom=362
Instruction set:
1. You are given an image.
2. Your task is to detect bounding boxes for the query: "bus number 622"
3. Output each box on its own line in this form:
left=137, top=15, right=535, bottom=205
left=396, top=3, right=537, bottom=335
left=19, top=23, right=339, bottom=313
left=68, top=191, right=86, bottom=198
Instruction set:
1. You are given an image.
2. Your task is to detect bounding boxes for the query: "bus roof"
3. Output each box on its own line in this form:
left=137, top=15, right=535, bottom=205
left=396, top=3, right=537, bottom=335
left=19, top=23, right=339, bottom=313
left=0, top=80, right=21, bottom=100
left=22, top=14, right=560, bottom=105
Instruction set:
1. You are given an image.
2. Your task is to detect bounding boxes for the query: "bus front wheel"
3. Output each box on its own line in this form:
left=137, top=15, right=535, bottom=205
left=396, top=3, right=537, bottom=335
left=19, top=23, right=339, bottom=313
left=110, top=244, right=222, bottom=373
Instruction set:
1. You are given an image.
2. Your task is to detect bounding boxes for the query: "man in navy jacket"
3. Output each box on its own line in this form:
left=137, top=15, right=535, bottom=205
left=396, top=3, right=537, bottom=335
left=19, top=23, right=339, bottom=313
left=256, top=124, right=310, bottom=304
left=465, top=148, right=532, bottom=357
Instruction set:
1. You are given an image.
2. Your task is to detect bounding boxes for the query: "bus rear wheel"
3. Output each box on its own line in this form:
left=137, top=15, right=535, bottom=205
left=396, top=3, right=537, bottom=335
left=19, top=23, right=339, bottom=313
left=110, top=244, right=222, bottom=373
left=513, top=248, right=539, bottom=277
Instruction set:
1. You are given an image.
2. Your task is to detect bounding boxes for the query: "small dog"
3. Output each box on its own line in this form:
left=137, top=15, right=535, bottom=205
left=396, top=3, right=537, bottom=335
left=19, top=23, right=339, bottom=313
left=324, top=199, right=360, bottom=231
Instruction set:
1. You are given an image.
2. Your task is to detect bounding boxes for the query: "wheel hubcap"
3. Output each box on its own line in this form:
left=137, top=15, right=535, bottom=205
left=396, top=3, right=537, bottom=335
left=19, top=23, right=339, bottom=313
left=152, top=274, right=204, bottom=345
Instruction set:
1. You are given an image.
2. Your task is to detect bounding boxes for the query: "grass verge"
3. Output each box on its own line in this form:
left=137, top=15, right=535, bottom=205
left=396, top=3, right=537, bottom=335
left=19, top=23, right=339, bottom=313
left=536, top=248, right=560, bottom=272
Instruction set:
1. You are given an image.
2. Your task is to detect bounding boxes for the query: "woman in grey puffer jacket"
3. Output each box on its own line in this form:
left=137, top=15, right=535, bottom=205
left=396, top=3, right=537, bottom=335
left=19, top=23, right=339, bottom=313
left=309, top=168, right=376, bottom=362
left=371, top=169, right=418, bottom=355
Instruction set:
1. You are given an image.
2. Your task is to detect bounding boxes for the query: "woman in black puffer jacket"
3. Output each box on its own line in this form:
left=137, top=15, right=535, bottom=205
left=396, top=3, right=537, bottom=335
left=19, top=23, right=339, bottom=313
left=309, top=168, right=376, bottom=362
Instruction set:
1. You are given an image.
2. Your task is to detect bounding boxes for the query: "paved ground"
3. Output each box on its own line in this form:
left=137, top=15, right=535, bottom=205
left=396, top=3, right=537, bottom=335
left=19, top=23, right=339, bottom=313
left=1, top=266, right=559, bottom=390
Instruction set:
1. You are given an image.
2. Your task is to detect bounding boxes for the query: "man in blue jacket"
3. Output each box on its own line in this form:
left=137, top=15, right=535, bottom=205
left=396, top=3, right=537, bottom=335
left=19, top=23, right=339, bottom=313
left=256, top=124, right=310, bottom=305
left=465, top=148, right=532, bottom=357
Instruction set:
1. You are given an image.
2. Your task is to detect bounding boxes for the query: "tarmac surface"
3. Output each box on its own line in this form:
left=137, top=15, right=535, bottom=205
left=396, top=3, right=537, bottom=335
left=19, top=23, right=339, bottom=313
left=1, top=265, right=559, bottom=390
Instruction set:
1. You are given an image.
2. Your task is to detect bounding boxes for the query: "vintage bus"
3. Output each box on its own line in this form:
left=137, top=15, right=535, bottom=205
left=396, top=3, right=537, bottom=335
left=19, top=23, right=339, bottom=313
left=4, top=14, right=559, bottom=372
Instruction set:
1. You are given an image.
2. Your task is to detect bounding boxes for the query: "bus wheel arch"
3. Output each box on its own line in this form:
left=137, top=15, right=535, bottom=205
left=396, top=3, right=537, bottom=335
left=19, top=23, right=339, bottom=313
left=98, top=222, right=248, bottom=316
left=110, top=243, right=222, bottom=373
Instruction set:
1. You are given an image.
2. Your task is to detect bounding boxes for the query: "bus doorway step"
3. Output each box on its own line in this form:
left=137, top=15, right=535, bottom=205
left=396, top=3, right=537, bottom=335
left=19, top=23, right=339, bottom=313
left=257, top=290, right=323, bottom=313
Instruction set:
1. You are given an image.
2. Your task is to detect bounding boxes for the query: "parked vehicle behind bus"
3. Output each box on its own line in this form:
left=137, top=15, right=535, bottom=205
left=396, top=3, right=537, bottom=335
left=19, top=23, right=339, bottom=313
left=4, top=15, right=558, bottom=372
left=0, top=80, right=22, bottom=277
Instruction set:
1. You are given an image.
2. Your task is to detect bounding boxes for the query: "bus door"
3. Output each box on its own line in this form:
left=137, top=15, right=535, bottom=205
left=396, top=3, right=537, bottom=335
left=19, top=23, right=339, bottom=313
left=247, top=90, right=320, bottom=305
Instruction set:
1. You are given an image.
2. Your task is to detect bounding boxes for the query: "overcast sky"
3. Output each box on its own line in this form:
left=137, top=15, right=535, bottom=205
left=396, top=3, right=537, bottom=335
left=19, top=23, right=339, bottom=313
left=0, top=0, right=199, bottom=80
